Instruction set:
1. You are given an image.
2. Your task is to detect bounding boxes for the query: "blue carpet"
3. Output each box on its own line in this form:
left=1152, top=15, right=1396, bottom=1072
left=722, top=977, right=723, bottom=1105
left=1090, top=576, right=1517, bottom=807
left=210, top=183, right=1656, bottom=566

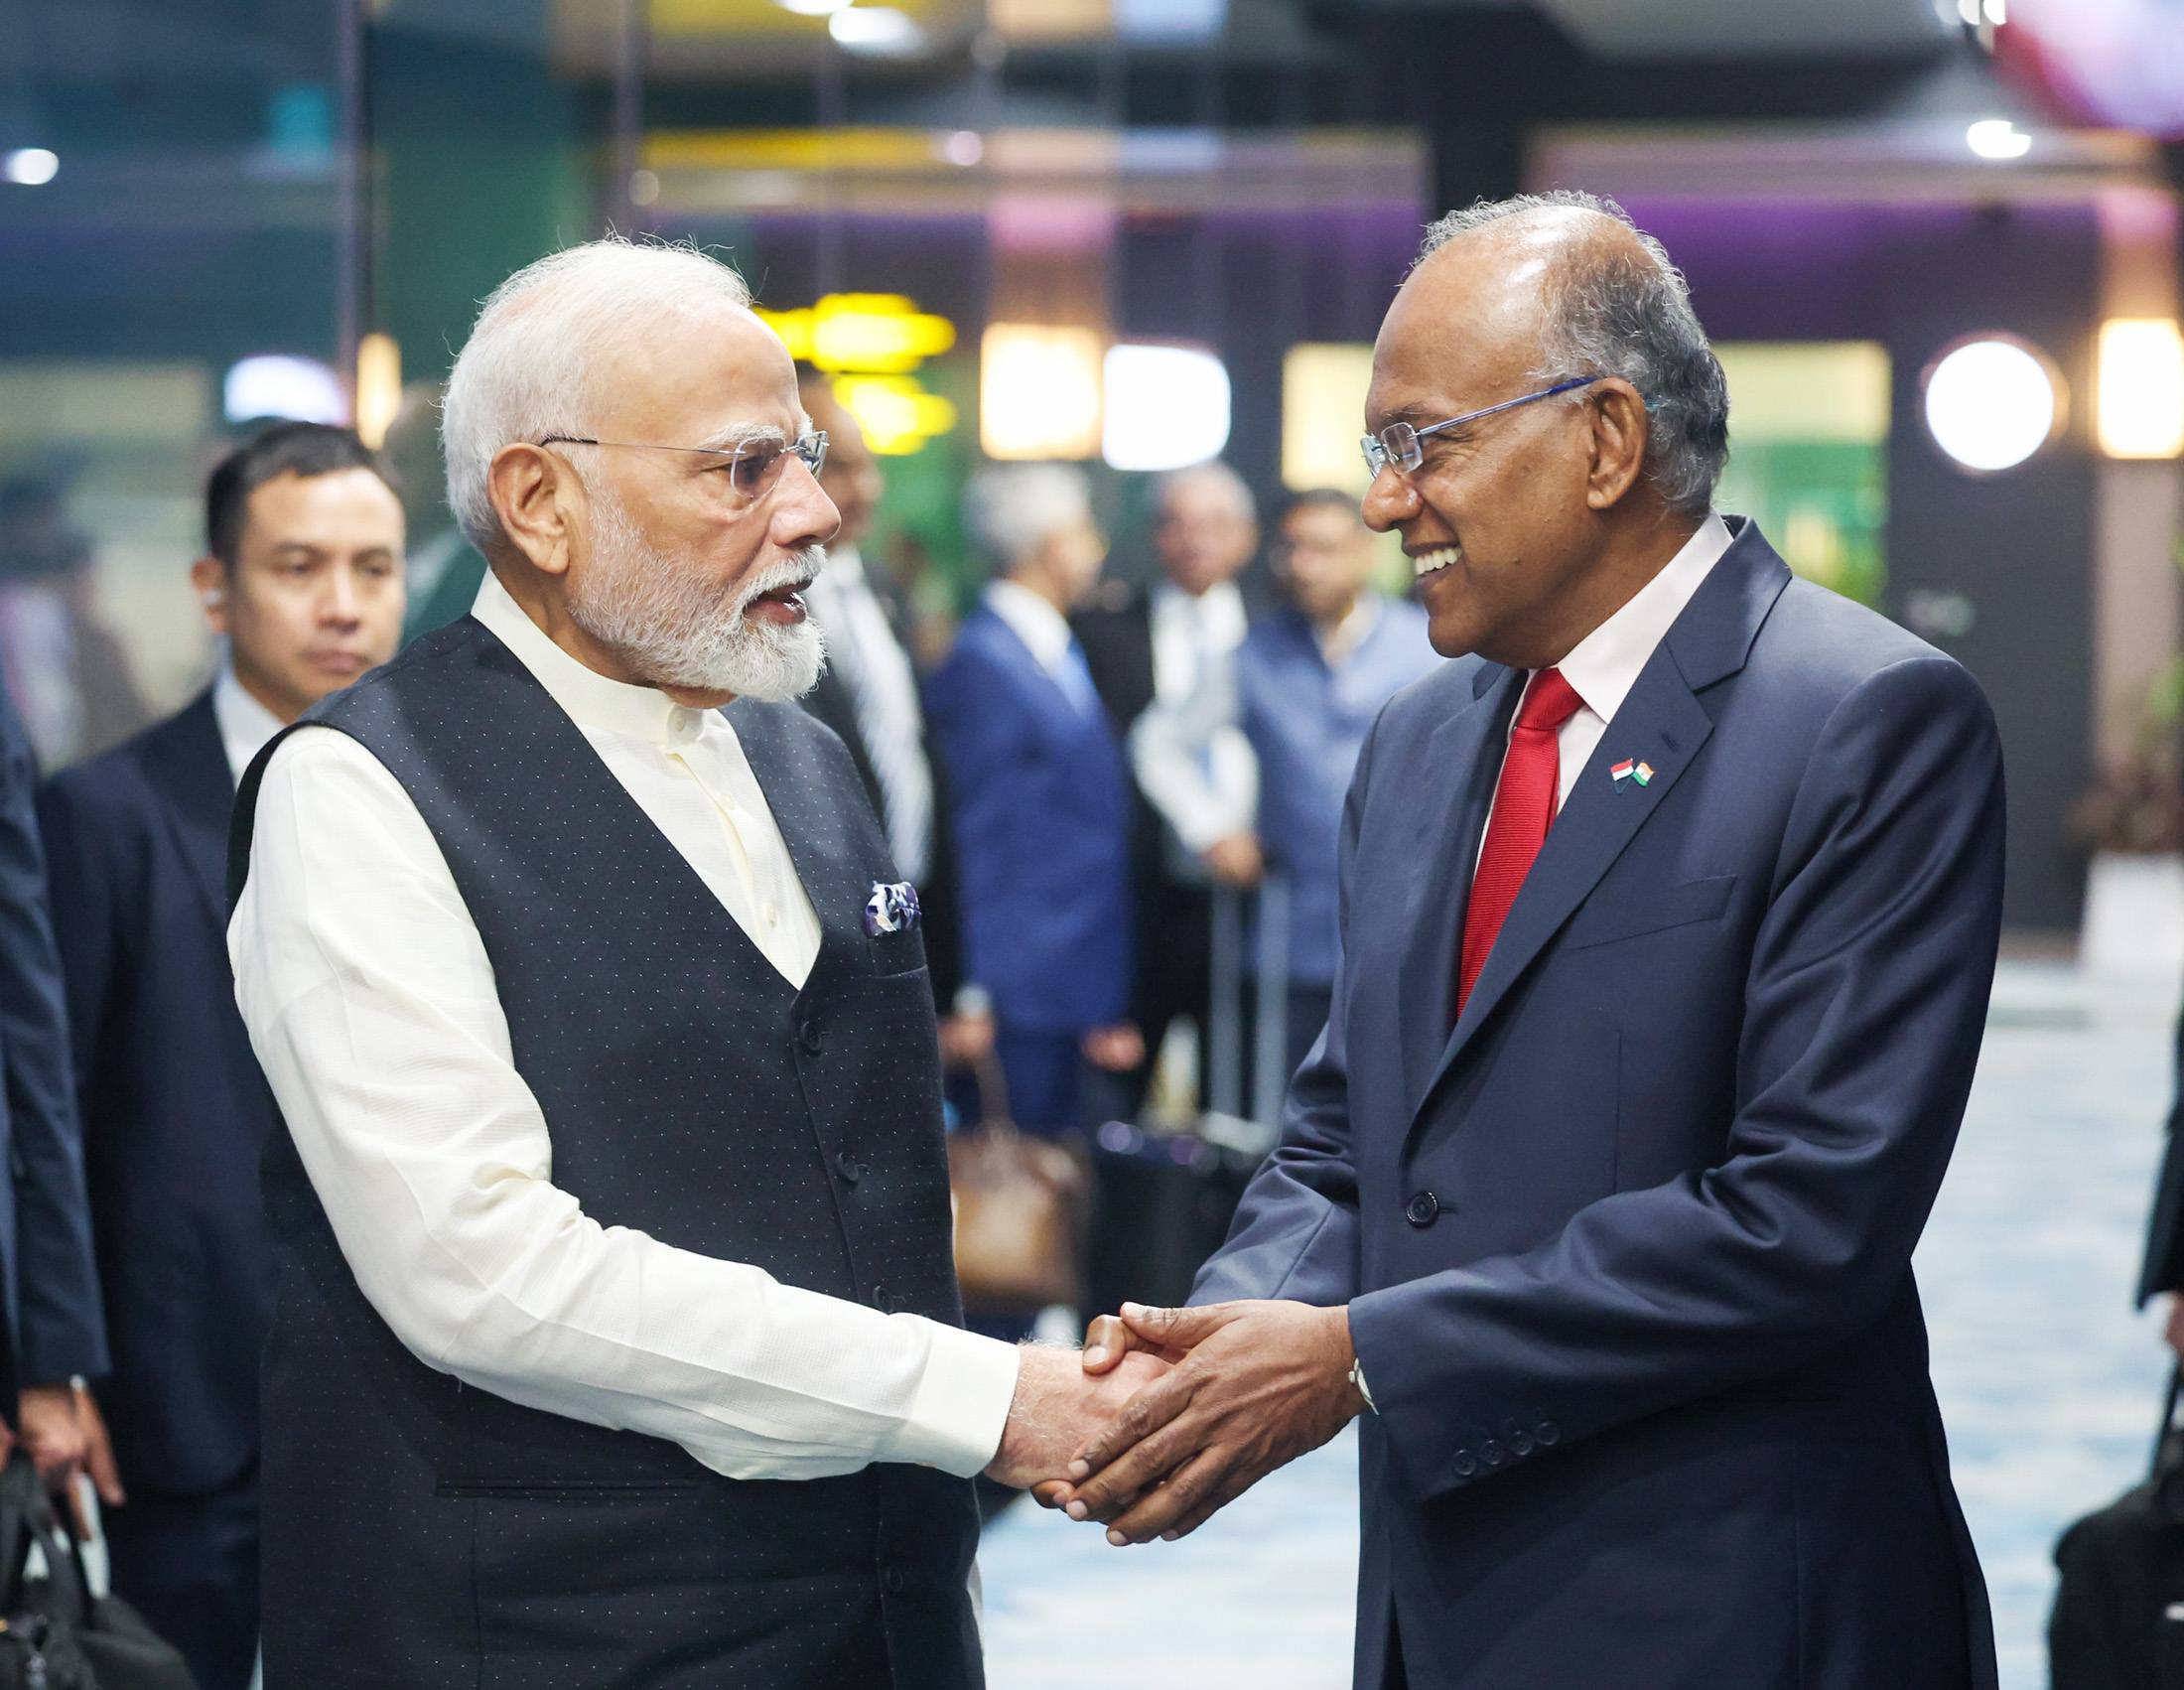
left=978, top=959, right=2181, bottom=1690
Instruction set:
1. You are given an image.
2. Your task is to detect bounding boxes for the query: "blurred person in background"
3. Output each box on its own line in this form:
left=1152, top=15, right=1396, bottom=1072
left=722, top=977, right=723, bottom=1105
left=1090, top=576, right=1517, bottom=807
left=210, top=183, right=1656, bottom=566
left=927, top=464, right=1140, bottom=1141
left=36, top=422, right=406, bottom=1690
left=0, top=661, right=112, bottom=1532
left=1075, top=462, right=1260, bottom=1117
left=1237, top=490, right=1438, bottom=1077
left=796, top=370, right=989, bottom=1070
left=0, top=479, right=149, bottom=771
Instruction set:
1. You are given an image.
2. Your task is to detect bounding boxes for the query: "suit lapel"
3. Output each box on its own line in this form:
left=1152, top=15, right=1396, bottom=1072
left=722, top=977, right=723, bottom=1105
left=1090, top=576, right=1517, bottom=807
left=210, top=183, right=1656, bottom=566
left=143, top=692, right=238, bottom=936
left=1412, top=522, right=1795, bottom=1127
left=1397, top=663, right=1522, bottom=1113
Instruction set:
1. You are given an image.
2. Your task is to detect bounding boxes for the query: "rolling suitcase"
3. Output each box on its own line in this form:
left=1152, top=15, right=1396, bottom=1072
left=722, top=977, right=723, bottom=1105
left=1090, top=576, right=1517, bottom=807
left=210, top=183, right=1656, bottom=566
left=2051, top=1364, right=2184, bottom=1688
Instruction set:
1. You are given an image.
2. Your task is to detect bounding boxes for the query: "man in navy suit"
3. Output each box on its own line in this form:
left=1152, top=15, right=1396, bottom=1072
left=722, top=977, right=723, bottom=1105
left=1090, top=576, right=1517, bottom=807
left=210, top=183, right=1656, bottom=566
left=926, top=465, right=1139, bottom=1139
left=0, top=668, right=108, bottom=1504
left=1063, top=193, right=2003, bottom=1689
left=38, top=422, right=407, bottom=1690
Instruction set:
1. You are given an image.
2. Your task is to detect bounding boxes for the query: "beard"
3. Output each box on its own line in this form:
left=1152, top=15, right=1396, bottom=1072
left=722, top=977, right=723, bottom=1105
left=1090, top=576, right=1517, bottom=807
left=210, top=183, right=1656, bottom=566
left=566, top=489, right=828, bottom=702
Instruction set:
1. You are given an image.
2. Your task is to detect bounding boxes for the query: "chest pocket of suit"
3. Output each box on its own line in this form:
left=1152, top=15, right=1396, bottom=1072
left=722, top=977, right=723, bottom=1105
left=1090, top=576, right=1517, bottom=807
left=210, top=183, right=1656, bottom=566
left=868, top=926, right=928, bottom=977
left=1562, top=874, right=1737, bottom=951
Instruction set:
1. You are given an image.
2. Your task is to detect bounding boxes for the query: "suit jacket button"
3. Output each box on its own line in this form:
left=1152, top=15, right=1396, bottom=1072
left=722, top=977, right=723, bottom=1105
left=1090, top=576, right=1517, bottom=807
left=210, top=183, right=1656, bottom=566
left=1403, top=1191, right=1439, bottom=1227
left=1452, top=1451, right=1478, bottom=1479
left=798, top=1018, right=824, bottom=1056
left=1509, top=1430, right=1535, bottom=1457
left=1536, top=1420, right=1560, bottom=1446
left=868, top=1282, right=888, bottom=1310
left=1480, top=1440, right=1505, bottom=1467
left=837, top=1154, right=866, bottom=1185
left=882, top=1566, right=907, bottom=1595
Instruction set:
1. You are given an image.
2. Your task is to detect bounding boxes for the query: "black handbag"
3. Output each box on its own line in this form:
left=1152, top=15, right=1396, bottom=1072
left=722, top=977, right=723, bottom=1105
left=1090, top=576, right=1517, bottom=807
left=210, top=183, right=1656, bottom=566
left=0, top=1453, right=197, bottom=1690
left=2050, top=1365, right=2184, bottom=1688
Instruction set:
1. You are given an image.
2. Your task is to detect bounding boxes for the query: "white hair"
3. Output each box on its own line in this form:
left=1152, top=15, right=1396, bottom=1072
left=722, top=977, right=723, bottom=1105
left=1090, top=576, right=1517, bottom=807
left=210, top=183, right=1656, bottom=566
left=964, top=464, right=1093, bottom=575
left=1419, top=192, right=1729, bottom=518
left=1154, top=460, right=1255, bottom=523
left=440, top=236, right=755, bottom=555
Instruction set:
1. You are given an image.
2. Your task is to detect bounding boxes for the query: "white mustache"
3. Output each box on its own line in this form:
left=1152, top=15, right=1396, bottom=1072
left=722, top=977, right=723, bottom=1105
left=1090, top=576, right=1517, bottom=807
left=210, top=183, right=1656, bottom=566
left=733, top=547, right=827, bottom=616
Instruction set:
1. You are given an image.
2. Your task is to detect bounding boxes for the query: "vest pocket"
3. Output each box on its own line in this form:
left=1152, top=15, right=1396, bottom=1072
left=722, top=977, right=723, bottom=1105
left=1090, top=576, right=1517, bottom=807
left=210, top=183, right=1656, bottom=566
left=867, top=928, right=928, bottom=977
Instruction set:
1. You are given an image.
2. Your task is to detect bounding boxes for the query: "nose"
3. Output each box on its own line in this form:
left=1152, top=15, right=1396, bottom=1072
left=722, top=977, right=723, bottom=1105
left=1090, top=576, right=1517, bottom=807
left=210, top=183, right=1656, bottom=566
left=323, top=564, right=363, bottom=626
left=1359, top=464, right=1416, bottom=533
left=773, top=454, right=841, bottom=550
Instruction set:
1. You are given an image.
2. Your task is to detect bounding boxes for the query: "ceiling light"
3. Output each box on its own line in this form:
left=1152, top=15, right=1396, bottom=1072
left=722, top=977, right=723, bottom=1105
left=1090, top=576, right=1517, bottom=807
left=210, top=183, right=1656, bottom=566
left=1922, top=336, right=2064, bottom=474
left=3, top=149, right=58, bottom=187
left=223, top=355, right=346, bottom=427
left=1966, top=118, right=2032, bottom=160
left=354, top=334, right=403, bottom=450
left=2097, top=319, right=2184, bottom=459
left=776, top=0, right=854, bottom=14
left=829, top=7, right=922, bottom=53
left=1103, top=345, right=1231, bottom=473
left=943, top=130, right=984, bottom=168
left=981, top=325, right=1103, bottom=461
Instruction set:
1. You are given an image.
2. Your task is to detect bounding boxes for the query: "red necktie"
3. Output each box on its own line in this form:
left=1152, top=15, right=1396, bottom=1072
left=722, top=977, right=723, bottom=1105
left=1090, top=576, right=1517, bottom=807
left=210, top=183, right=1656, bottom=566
left=1456, top=667, right=1584, bottom=1021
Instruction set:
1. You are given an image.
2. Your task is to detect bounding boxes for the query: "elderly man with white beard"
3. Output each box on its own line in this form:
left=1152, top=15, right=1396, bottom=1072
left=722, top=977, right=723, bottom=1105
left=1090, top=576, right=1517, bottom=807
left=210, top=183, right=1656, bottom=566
left=226, top=239, right=1163, bottom=1690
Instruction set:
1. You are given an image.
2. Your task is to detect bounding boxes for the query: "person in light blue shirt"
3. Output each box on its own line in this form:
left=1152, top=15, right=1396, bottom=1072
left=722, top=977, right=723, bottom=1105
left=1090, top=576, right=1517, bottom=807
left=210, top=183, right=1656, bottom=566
left=1237, top=489, right=1439, bottom=1075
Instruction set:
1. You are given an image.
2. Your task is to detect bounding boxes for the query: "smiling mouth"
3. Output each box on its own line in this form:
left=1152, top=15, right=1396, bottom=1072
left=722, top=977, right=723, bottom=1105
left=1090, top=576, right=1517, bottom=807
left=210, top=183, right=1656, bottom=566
left=1412, top=546, right=1461, bottom=580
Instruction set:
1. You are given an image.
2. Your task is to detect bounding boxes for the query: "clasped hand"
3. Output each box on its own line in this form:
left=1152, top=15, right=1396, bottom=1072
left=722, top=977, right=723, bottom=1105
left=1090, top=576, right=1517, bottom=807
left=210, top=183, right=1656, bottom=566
left=1035, top=1299, right=1363, bottom=1546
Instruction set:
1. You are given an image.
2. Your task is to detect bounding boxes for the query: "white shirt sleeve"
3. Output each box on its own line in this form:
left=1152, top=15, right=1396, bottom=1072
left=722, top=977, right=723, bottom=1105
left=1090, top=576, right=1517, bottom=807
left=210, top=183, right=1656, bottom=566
left=1129, top=647, right=1260, bottom=855
left=229, top=726, right=1020, bottom=1483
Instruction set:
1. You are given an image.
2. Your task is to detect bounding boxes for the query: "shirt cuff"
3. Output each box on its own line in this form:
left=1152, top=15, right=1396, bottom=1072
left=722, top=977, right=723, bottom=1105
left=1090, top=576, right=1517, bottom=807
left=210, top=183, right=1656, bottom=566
left=885, top=1318, right=1023, bottom=1477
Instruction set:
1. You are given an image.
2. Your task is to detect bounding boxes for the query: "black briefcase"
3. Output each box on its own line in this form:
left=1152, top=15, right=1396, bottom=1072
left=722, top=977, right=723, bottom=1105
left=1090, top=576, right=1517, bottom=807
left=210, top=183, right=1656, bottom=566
left=2051, top=1366, right=2184, bottom=1688
left=0, top=1453, right=197, bottom=1690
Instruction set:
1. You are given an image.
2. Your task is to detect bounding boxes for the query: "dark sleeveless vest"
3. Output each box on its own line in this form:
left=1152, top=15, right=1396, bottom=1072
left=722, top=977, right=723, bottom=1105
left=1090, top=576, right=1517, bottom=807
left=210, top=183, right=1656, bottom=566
left=230, top=618, right=984, bottom=1690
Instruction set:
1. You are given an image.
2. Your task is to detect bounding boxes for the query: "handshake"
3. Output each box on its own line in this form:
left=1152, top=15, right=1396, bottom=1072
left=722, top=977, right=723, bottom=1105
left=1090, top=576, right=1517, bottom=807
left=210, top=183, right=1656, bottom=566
left=984, top=1298, right=1366, bottom=1546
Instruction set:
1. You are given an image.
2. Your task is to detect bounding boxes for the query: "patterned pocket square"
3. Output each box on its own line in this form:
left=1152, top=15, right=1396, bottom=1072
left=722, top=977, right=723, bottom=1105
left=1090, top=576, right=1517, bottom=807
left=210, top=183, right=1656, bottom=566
left=863, top=880, right=922, bottom=937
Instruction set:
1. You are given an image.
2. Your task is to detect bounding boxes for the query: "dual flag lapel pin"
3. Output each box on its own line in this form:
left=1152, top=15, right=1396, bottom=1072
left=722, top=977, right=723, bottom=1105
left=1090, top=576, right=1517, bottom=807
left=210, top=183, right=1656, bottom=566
left=1609, top=758, right=1655, bottom=792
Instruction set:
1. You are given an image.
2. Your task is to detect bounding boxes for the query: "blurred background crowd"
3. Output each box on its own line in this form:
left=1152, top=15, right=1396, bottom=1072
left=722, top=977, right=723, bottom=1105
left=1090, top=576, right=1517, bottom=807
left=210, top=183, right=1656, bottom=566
left=5, top=0, right=2184, bottom=1686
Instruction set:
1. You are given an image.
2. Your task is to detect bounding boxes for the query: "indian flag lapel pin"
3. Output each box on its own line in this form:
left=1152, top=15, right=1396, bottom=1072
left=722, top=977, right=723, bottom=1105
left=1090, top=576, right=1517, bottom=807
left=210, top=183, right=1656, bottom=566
left=1610, top=758, right=1655, bottom=792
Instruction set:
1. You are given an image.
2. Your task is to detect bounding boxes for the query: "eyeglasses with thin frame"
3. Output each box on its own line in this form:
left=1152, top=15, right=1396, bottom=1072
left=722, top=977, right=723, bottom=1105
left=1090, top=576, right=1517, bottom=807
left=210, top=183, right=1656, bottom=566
left=537, top=430, right=829, bottom=507
left=1360, top=376, right=1599, bottom=479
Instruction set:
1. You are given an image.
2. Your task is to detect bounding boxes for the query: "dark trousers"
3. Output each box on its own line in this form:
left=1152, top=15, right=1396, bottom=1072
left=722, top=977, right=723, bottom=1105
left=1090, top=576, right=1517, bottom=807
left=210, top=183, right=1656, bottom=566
left=1115, top=875, right=1211, bottom=1119
left=993, top=1028, right=1088, bottom=1137
left=103, top=1470, right=259, bottom=1690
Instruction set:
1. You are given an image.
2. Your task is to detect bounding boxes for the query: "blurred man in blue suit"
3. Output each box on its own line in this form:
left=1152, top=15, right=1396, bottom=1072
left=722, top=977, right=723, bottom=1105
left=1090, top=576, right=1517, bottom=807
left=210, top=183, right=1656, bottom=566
left=37, top=422, right=406, bottom=1690
left=1065, top=193, right=2003, bottom=1690
left=926, top=465, right=1138, bottom=1138
left=0, top=666, right=108, bottom=1514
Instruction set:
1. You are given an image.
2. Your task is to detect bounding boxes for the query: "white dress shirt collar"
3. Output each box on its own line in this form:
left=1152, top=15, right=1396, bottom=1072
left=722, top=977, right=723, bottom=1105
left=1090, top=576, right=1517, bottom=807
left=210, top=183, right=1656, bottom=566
left=1552, top=512, right=1733, bottom=727
left=473, top=570, right=706, bottom=747
left=983, top=578, right=1076, bottom=677
left=211, top=659, right=288, bottom=787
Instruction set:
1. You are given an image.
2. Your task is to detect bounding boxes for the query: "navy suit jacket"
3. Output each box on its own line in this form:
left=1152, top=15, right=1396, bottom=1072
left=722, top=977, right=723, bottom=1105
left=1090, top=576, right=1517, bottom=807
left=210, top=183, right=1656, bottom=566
left=924, top=604, right=1132, bottom=1035
left=38, top=693, right=275, bottom=1493
left=1196, top=522, right=2003, bottom=1690
left=0, top=681, right=107, bottom=1399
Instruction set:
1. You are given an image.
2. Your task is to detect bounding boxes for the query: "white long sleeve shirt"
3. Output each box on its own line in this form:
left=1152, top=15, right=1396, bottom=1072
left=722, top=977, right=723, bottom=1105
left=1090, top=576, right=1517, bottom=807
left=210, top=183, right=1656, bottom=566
left=228, top=570, right=1021, bottom=1484
left=1130, top=580, right=1258, bottom=858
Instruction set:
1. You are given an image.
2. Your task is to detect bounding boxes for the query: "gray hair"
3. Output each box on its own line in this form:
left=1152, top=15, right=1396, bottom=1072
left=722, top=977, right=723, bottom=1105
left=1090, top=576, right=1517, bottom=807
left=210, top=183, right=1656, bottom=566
left=964, top=464, right=1093, bottom=574
left=441, top=236, right=755, bottom=555
left=1419, top=192, right=1729, bottom=518
left=1154, top=460, right=1255, bottom=523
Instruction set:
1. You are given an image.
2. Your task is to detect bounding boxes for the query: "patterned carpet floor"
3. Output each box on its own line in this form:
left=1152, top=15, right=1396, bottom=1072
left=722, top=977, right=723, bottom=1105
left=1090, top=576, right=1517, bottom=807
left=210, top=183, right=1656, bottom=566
left=978, top=958, right=2181, bottom=1690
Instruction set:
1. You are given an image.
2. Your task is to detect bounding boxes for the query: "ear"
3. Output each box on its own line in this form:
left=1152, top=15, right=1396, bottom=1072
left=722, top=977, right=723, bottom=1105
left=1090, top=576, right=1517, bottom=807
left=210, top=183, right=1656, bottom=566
left=1582, top=379, right=1651, bottom=511
left=487, top=443, right=584, bottom=578
left=189, top=556, right=231, bottom=637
